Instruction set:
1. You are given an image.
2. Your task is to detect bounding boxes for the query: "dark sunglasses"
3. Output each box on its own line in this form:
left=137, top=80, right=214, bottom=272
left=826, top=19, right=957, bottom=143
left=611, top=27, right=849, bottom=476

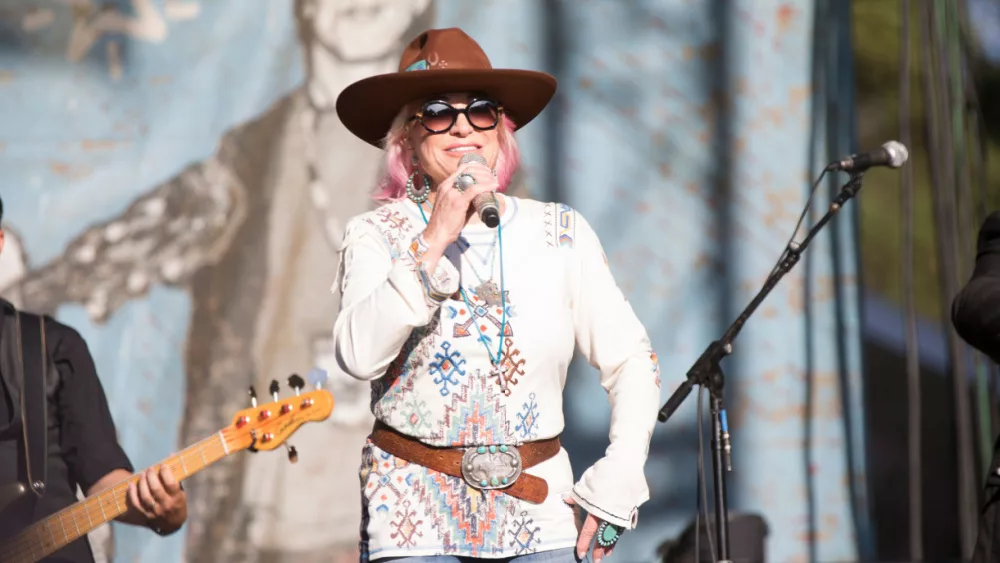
left=409, top=99, right=503, bottom=134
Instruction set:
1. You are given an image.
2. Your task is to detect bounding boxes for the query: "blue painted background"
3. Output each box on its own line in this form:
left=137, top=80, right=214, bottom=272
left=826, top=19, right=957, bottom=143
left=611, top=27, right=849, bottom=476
left=0, top=1, right=866, bottom=562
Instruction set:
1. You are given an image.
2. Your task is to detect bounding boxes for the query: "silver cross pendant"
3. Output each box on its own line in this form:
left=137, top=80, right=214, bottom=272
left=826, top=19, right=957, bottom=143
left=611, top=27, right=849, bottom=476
left=490, top=363, right=508, bottom=394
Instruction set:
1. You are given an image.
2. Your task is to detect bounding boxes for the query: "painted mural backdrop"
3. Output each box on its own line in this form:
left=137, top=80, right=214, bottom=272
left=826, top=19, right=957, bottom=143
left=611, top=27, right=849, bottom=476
left=0, top=1, right=865, bottom=562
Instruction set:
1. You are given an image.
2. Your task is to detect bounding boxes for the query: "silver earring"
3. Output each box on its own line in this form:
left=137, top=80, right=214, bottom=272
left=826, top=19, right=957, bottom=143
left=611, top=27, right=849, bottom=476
left=406, top=171, right=430, bottom=203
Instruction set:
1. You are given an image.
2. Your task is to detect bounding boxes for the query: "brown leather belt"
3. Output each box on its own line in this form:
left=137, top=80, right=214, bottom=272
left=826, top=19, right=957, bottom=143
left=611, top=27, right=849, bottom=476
left=370, top=421, right=560, bottom=504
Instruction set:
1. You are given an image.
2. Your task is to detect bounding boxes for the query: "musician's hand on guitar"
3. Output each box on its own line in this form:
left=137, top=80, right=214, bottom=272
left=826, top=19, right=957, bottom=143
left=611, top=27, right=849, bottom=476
left=127, top=465, right=187, bottom=535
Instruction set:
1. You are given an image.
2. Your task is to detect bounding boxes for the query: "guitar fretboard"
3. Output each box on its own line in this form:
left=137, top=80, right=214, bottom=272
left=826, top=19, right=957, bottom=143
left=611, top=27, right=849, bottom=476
left=0, top=431, right=231, bottom=563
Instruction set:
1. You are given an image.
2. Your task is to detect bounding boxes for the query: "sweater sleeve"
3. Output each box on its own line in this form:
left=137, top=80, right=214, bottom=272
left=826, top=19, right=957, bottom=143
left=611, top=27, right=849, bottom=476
left=566, top=210, right=661, bottom=530
left=331, top=217, right=460, bottom=380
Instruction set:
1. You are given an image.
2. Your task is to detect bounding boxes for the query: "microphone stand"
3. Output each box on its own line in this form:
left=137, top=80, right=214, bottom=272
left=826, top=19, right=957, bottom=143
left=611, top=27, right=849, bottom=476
left=657, top=170, right=865, bottom=562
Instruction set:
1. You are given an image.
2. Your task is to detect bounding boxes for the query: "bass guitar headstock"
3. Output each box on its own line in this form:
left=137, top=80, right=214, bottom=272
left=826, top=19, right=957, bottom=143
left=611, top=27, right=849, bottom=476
left=222, top=371, right=334, bottom=462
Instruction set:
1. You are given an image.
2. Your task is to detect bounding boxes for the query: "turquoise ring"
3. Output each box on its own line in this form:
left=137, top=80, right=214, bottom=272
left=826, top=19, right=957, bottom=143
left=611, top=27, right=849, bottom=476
left=595, top=521, right=623, bottom=548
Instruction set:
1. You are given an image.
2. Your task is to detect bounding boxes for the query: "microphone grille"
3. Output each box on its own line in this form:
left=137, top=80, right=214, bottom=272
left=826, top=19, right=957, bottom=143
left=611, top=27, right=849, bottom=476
left=882, top=140, right=909, bottom=168
left=458, top=153, right=487, bottom=166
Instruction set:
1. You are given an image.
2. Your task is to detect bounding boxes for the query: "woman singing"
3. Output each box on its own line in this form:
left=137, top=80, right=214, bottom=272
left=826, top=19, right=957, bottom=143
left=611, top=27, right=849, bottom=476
left=332, top=27, right=662, bottom=563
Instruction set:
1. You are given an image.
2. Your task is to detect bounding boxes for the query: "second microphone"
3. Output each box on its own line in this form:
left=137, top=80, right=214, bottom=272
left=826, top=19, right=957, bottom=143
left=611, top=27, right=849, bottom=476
left=455, top=152, right=501, bottom=228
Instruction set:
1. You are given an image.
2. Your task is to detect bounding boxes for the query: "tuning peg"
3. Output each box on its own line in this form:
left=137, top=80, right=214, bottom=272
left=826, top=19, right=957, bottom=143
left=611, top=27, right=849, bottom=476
left=269, top=380, right=280, bottom=401
left=285, top=444, right=299, bottom=464
left=248, top=385, right=258, bottom=408
left=307, top=368, right=328, bottom=390
left=287, top=374, right=305, bottom=396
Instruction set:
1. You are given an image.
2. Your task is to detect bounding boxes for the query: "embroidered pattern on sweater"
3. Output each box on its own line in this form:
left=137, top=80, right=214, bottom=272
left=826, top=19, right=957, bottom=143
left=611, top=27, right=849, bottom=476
left=372, top=314, right=440, bottom=418
left=650, top=349, right=661, bottom=388
left=557, top=204, right=575, bottom=248
left=508, top=510, right=543, bottom=555
left=450, top=285, right=516, bottom=342
left=491, top=337, right=526, bottom=396
left=373, top=206, right=410, bottom=246
left=543, top=205, right=556, bottom=248
left=398, top=394, right=435, bottom=433
left=430, top=367, right=512, bottom=444
left=361, top=446, right=413, bottom=516
left=412, top=471, right=516, bottom=556
left=390, top=500, right=424, bottom=548
left=428, top=341, right=467, bottom=396
left=543, top=202, right=577, bottom=250
left=514, top=393, right=540, bottom=441
left=412, top=370, right=517, bottom=554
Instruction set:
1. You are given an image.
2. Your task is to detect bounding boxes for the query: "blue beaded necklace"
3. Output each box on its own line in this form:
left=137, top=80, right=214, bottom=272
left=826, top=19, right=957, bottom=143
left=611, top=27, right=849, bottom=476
left=417, top=202, right=508, bottom=376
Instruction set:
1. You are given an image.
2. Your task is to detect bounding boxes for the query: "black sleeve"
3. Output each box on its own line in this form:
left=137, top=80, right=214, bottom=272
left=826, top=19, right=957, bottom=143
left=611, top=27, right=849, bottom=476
left=51, top=321, right=134, bottom=493
left=952, top=211, right=1000, bottom=362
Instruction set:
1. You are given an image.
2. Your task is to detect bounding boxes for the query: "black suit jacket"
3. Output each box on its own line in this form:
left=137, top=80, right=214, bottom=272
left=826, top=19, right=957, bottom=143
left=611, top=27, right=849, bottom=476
left=0, top=299, right=133, bottom=562
left=953, top=212, right=1000, bottom=560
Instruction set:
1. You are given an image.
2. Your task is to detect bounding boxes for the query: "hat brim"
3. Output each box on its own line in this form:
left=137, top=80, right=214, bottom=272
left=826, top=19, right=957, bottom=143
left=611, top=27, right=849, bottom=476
left=335, top=69, right=558, bottom=148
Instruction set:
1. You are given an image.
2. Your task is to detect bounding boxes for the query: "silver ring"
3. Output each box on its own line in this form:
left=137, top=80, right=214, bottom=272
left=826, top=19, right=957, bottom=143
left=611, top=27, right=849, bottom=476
left=454, top=173, right=476, bottom=192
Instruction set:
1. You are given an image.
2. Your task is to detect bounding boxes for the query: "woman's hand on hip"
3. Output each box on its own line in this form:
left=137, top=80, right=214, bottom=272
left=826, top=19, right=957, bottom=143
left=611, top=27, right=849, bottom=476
left=422, top=162, right=498, bottom=251
left=565, top=496, right=619, bottom=563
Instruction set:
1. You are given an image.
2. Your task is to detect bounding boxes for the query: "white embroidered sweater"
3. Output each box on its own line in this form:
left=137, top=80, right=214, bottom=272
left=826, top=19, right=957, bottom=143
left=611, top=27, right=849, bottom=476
left=331, top=195, right=661, bottom=560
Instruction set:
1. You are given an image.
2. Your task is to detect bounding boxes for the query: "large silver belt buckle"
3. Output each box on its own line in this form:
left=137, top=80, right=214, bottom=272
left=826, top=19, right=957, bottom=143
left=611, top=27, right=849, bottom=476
left=461, top=444, right=522, bottom=490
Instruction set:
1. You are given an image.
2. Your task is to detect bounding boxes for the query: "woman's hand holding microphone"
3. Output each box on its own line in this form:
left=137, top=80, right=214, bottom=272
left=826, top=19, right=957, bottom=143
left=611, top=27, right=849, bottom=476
left=418, top=161, right=498, bottom=272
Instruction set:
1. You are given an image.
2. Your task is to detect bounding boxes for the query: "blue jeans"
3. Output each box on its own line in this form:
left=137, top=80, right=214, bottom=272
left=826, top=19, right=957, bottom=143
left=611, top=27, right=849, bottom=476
left=378, top=547, right=586, bottom=562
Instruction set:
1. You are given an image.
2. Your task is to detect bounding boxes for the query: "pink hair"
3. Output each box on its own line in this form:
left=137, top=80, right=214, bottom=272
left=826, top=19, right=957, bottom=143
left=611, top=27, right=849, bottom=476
left=373, top=111, right=521, bottom=202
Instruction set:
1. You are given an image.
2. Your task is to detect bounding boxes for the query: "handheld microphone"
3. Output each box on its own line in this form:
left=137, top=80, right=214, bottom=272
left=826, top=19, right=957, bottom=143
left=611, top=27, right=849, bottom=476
left=827, top=140, right=909, bottom=172
left=456, top=153, right=500, bottom=228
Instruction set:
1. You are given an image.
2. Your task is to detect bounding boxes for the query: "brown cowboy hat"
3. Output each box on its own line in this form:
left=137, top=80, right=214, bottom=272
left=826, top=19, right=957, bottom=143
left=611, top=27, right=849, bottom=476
left=335, top=27, right=557, bottom=148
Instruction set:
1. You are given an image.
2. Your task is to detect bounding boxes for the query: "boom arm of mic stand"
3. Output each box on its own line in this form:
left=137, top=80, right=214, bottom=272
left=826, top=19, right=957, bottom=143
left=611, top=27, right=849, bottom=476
left=654, top=171, right=864, bottom=563
left=657, top=171, right=864, bottom=424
